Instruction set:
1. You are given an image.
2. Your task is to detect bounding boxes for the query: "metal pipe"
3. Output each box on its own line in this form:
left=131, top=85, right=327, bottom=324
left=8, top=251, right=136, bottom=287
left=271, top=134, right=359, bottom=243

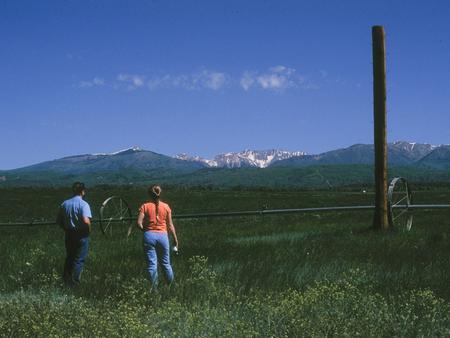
left=1, top=204, right=449, bottom=227
left=405, top=204, right=450, bottom=210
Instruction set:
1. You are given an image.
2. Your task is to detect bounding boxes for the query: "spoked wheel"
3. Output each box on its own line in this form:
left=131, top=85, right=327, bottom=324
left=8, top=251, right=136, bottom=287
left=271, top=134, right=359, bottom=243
left=388, top=177, right=413, bottom=231
left=99, top=196, right=133, bottom=238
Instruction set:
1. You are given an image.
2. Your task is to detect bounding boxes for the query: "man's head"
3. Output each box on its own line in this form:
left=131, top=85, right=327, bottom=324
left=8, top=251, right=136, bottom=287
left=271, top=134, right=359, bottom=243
left=72, top=182, right=86, bottom=196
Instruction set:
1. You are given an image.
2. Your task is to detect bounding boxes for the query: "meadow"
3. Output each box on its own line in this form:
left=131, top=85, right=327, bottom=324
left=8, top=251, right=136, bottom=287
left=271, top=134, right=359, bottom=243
left=0, top=186, right=449, bottom=337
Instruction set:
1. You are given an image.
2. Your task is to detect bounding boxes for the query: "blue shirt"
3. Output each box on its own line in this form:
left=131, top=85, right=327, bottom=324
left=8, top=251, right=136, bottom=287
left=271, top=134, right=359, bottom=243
left=60, top=195, right=92, bottom=230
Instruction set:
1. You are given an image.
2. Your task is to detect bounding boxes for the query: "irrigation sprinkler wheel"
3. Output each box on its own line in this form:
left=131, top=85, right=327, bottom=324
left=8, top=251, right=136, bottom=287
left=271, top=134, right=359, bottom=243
left=99, top=196, right=133, bottom=238
left=388, top=177, right=413, bottom=231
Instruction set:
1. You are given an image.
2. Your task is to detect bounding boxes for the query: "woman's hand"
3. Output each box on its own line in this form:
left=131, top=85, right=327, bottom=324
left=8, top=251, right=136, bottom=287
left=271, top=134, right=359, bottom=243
left=167, top=210, right=179, bottom=248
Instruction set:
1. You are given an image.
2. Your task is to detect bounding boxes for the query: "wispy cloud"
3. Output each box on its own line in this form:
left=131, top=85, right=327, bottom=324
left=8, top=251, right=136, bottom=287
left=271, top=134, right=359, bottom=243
left=240, top=71, right=256, bottom=91
left=147, top=70, right=228, bottom=91
left=78, top=77, right=105, bottom=88
left=116, top=73, right=146, bottom=91
left=240, top=65, right=308, bottom=91
left=193, top=70, right=228, bottom=90
left=78, top=66, right=318, bottom=92
left=319, top=70, right=328, bottom=78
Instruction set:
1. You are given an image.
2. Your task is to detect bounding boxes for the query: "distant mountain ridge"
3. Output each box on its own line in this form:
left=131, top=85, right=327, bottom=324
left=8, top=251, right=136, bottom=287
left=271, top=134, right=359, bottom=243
left=272, top=141, right=443, bottom=167
left=4, top=141, right=448, bottom=173
left=11, top=147, right=205, bottom=174
left=175, top=141, right=446, bottom=168
left=417, top=145, right=450, bottom=170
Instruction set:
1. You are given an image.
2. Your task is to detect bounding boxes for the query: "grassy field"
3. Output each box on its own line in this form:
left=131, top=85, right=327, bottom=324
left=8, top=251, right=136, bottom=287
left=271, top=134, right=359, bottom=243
left=0, top=186, right=449, bottom=337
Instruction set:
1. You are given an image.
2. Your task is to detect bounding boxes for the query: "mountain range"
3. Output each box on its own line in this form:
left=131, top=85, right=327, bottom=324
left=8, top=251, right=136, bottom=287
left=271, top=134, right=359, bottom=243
left=1, top=141, right=449, bottom=187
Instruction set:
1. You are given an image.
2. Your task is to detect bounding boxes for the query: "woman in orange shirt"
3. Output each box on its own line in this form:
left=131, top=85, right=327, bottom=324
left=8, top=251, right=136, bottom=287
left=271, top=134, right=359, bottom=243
left=137, top=185, right=179, bottom=289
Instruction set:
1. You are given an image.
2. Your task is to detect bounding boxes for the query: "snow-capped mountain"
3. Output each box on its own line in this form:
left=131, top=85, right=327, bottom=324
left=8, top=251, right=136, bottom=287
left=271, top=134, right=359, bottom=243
left=91, top=146, right=143, bottom=156
left=176, top=149, right=307, bottom=168
left=4, top=141, right=446, bottom=176
left=272, top=141, right=442, bottom=167
left=2, top=141, right=450, bottom=187
left=11, top=147, right=204, bottom=174
left=175, top=153, right=218, bottom=168
left=390, top=141, right=438, bottom=161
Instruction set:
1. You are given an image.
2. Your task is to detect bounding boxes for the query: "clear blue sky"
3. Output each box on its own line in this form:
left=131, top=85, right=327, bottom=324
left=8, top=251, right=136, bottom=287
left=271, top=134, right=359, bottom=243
left=1, top=0, right=449, bottom=169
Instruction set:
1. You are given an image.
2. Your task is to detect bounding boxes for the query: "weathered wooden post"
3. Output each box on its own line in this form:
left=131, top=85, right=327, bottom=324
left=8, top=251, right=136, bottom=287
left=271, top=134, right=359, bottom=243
left=372, top=26, right=390, bottom=230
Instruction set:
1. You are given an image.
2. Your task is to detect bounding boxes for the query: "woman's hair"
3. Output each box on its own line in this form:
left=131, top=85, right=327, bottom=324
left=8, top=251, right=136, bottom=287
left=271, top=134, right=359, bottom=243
left=148, top=185, right=162, bottom=220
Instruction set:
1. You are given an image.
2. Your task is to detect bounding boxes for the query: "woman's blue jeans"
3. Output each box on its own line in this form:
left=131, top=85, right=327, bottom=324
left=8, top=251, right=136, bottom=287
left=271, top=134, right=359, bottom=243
left=143, top=231, right=174, bottom=288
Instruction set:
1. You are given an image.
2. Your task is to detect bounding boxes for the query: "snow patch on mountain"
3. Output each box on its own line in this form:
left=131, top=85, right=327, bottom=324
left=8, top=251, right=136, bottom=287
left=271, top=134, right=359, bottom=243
left=176, top=149, right=307, bottom=168
left=91, top=146, right=143, bottom=156
left=390, top=141, right=439, bottom=160
left=392, top=140, right=437, bottom=151
left=176, top=153, right=218, bottom=167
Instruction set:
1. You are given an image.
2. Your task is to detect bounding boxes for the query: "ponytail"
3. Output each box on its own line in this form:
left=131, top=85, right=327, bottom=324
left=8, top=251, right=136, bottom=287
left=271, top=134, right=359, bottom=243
left=149, top=185, right=162, bottom=221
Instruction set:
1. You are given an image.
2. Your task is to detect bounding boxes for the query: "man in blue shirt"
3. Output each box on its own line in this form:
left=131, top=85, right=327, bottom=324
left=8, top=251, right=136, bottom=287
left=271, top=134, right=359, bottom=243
left=56, top=182, right=92, bottom=286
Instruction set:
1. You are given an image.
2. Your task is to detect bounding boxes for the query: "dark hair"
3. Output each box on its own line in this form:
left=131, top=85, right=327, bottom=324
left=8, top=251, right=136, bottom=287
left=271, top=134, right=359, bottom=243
left=72, top=182, right=86, bottom=195
left=148, top=185, right=161, bottom=220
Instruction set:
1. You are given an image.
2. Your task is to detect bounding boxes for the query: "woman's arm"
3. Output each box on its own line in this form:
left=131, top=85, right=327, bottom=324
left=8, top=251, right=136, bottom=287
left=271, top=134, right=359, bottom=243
left=167, top=210, right=179, bottom=247
left=137, top=212, right=145, bottom=231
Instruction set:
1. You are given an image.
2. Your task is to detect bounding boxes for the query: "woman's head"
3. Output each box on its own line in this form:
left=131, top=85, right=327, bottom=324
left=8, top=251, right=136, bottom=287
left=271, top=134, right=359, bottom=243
left=148, top=185, right=162, bottom=201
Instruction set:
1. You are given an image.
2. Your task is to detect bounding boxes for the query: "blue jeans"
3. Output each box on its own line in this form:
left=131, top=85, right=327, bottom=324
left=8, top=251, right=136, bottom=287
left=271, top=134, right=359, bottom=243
left=64, top=234, right=89, bottom=285
left=143, top=231, right=174, bottom=288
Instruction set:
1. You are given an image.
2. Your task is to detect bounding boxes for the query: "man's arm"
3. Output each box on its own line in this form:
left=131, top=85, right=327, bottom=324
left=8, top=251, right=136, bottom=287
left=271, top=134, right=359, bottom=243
left=82, top=216, right=91, bottom=233
left=81, top=203, right=92, bottom=233
left=56, top=207, right=65, bottom=230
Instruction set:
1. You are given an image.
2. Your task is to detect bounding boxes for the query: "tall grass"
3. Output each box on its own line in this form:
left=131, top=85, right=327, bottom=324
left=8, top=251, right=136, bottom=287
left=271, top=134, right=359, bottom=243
left=0, top=187, right=449, bottom=336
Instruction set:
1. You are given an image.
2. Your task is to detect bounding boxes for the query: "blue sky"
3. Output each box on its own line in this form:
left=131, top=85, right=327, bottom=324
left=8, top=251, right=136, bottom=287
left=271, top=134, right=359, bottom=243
left=1, top=0, right=449, bottom=169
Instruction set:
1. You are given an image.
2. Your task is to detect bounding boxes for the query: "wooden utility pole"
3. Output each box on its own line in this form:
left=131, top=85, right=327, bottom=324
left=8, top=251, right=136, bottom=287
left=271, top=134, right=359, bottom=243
left=372, top=26, right=390, bottom=230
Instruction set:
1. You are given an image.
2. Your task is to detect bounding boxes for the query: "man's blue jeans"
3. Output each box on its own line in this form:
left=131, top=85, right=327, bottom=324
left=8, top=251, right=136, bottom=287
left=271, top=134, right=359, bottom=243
left=64, top=234, right=89, bottom=285
left=143, top=231, right=174, bottom=289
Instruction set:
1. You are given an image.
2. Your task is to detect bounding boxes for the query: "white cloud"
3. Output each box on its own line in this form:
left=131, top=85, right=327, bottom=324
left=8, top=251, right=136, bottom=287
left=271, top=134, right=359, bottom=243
left=148, top=74, right=172, bottom=90
left=203, top=71, right=227, bottom=90
left=147, top=70, right=228, bottom=91
left=240, top=71, right=256, bottom=91
left=147, top=74, right=192, bottom=90
left=192, top=70, right=228, bottom=90
left=117, top=73, right=146, bottom=90
left=240, top=66, right=297, bottom=91
left=79, top=77, right=105, bottom=88
left=240, top=65, right=316, bottom=91
left=78, top=66, right=319, bottom=93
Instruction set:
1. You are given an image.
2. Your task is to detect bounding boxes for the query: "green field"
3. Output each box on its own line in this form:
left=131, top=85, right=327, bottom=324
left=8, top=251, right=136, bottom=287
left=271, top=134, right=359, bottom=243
left=0, top=186, right=449, bottom=337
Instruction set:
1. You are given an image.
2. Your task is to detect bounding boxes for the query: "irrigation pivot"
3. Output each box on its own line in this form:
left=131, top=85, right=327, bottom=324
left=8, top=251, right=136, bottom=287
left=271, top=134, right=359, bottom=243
left=2, top=178, right=450, bottom=236
left=388, top=177, right=413, bottom=231
left=99, top=196, right=133, bottom=238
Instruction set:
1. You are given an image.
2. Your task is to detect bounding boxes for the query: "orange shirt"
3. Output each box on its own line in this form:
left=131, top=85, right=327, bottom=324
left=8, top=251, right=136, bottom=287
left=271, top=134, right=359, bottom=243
left=138, top=201, right=171, bottom=233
